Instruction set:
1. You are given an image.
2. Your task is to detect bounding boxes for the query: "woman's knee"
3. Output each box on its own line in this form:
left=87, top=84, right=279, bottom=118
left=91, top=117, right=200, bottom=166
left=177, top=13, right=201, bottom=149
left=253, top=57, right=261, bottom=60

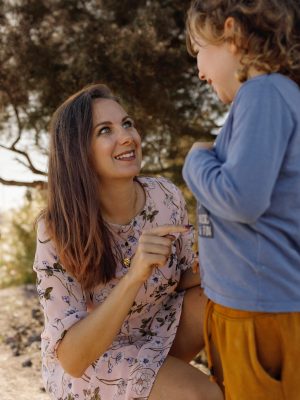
left=149, top=356, right=223, bottom=400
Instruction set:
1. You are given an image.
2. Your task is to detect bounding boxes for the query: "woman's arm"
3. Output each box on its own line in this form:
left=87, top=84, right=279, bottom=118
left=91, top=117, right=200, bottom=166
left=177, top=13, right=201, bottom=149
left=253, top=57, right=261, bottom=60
left=57, top=271, right=142, bottom=377
left=177, top=264, right=200, bottom=291
left=54, top=224, right=189, bottom=377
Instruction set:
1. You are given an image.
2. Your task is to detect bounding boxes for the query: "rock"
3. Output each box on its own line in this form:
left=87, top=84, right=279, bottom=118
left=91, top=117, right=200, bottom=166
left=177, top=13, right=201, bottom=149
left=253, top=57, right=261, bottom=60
left=27, top=333, right=41, bottom=345
left=31, top=307, right=43, bottom=324
left=22, top=358, right=33, bottom=368
left=0, top=284, right=49, bottom=399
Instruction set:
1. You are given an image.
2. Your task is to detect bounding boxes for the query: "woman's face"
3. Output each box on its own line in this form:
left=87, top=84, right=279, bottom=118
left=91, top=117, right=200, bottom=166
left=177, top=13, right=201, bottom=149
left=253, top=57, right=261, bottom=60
left=91, top=98, right=142, bottom=183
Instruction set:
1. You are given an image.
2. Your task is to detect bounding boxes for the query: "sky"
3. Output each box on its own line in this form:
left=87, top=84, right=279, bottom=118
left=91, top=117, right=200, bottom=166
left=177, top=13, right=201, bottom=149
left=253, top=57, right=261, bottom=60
left=0, top=148, right=47, bottom=213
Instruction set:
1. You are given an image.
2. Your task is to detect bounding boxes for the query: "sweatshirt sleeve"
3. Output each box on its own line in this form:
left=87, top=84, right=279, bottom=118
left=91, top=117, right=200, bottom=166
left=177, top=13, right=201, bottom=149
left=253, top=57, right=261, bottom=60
left=33, top=220, right=88, bottom=359
left=183, top=80, right=295, bottom=223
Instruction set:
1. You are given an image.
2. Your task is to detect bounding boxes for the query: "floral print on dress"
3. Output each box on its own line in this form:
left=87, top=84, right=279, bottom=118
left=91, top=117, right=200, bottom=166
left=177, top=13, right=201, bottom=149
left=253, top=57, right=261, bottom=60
left=33, top=176, right=195, bottom=400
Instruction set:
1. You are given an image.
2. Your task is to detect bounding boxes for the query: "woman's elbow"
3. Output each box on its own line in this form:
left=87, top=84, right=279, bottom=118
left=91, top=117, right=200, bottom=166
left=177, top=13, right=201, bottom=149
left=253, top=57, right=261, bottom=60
left=58, top=357, right=87, bottom=378
left=65, top=367, right=85, bottom=378
left=69, top=369, right=86, bottom=378
left=57, top=345, right=87, bottom=378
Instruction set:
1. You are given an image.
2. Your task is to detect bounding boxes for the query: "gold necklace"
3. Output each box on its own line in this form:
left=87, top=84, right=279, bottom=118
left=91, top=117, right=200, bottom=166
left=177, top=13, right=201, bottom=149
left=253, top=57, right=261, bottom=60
left=123, top=257, right=131, bottom=268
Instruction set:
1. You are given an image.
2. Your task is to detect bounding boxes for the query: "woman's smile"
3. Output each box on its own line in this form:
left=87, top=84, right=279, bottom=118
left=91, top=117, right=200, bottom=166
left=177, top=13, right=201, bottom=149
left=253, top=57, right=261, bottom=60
left=114, top=149, right=136, bottom=161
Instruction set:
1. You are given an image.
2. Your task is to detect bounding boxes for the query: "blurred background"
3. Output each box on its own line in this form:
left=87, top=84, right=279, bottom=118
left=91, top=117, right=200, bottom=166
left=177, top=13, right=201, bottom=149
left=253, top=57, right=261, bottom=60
left=0, top=1, right=227, bottom=397
left=0, top=0, right=226, bottom=288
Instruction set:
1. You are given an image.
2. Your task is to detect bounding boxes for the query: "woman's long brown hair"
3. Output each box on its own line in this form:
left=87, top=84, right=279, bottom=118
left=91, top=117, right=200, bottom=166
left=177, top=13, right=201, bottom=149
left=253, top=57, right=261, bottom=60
left=43, top=84, right=120, bottom=290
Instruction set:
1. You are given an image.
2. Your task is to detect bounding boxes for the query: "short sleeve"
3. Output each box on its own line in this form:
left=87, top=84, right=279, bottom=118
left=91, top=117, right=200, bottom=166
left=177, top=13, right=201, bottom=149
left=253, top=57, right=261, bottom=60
left=33, top=220, right=88, bottom=359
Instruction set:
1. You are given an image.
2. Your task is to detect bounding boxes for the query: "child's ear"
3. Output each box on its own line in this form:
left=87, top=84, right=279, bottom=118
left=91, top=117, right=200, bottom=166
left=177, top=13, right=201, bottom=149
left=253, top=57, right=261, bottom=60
left=224, top=17, right=240, bottom=54
left=224, top=16, right=236, bottom=35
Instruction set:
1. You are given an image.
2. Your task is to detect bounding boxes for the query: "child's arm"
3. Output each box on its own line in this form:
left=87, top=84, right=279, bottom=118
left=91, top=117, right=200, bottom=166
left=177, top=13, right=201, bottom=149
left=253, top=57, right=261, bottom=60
left=183, top=81, right=294, bottom=223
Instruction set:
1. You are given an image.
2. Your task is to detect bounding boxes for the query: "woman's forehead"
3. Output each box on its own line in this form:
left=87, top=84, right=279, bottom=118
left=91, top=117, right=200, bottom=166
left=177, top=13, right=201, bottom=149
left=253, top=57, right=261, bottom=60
left=92, top=98, right=127, bottom=122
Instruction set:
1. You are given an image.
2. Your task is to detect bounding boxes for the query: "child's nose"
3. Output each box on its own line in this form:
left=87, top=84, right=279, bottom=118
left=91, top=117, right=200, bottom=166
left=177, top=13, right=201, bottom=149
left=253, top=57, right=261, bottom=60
left=197, top=64, right=206, bottom=80
left=197, top=56, right=205, bottom=80
left=198, top=71, right=206, bottom=80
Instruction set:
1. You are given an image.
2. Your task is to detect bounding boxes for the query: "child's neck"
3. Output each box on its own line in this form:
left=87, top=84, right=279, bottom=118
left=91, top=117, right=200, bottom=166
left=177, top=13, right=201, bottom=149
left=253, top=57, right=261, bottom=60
left=248, top=67, right=268, bottom=79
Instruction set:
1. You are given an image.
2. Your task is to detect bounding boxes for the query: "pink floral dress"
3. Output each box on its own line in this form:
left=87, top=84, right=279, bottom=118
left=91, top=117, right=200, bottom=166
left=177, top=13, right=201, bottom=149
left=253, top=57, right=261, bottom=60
left=34, top=177, right=195, bottom=400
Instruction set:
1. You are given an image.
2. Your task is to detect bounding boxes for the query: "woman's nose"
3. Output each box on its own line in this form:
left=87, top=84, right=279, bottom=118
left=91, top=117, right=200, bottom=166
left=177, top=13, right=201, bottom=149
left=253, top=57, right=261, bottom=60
left=118, top=128, right=133, bottom=144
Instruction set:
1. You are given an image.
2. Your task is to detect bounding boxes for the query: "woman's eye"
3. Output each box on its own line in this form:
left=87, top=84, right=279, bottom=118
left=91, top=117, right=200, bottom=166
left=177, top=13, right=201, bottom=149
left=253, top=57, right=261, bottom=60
left=123, top=119, right=134, bottom=129
left=98, top=126, right=111, bottom=135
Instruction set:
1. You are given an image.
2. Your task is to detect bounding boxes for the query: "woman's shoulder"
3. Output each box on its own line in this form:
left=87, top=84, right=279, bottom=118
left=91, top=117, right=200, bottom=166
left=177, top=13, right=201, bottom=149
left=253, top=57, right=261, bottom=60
left=36, top=217, right=53, bottom=247
left=138, top=175, right=180, bottom=193
left=138, top=175, right=184, bottom=204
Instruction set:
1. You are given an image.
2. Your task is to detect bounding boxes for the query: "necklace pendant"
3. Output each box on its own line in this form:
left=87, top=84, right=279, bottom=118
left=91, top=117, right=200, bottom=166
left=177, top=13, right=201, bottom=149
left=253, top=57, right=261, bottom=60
left=123, top=258, right=131, bottom=268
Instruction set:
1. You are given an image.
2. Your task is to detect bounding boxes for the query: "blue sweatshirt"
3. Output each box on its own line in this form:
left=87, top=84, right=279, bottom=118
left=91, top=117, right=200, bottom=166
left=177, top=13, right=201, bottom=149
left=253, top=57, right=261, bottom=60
left=183, top=73, right=300, bottom=312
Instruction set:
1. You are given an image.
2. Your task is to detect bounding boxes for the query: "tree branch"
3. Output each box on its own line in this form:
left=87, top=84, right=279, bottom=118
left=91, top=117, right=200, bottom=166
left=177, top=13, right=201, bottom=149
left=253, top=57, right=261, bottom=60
left=0, top=177, right=46, bottom=189
left=10, top=103, right=23, bottom=148
left=0, top=83, right=24, bottom=148
left=0, top=144, right=47, bottom=176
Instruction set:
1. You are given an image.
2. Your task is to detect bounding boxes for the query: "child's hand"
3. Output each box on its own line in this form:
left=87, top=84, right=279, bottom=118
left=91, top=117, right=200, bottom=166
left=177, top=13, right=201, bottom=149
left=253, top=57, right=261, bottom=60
left=192, top=258, right=199, bottom=274
left=190, top=141, right=214, bottom=151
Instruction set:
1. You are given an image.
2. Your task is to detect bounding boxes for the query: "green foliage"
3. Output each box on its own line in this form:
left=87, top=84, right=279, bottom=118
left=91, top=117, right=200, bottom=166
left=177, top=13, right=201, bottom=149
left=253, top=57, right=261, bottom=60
left=0, top=189, right=46, bottom=288
left=0, top=0, right=226, bottom=186
left=0, top=1, right=221, bottom=284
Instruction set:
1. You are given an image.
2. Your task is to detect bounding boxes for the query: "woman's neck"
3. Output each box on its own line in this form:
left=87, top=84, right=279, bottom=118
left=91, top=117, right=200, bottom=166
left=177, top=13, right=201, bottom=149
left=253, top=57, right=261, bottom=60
left=99, top=178, right=145, bottom=225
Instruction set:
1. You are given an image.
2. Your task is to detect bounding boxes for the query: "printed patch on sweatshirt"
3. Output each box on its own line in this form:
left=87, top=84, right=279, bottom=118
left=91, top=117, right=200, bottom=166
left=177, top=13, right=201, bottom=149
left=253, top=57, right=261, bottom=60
left=198, top=204, right=214, bottom=238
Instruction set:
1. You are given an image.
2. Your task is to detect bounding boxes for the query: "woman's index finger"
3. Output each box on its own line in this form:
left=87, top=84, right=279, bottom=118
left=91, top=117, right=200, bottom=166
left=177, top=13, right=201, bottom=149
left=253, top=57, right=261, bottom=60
left=144, top=224, right=192, bottom=237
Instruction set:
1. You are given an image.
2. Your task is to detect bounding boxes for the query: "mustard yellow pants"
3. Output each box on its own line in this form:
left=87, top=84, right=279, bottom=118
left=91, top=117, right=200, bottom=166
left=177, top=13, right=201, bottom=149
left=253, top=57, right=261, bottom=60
left=204, top=300, right=300, bottom=400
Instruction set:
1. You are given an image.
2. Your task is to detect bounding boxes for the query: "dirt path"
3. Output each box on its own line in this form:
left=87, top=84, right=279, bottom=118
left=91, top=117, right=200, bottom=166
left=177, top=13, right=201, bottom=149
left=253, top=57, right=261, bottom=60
left=0, top=285, right=49, bottom=400
left=0, top=285, right=208, bottom=400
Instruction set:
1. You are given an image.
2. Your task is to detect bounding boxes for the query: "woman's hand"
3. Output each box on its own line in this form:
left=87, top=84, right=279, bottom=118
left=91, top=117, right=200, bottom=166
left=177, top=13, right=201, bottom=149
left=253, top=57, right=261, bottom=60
left=56, top=225, right=191, bottom=377
left=128, top=225, right=191, bottom=283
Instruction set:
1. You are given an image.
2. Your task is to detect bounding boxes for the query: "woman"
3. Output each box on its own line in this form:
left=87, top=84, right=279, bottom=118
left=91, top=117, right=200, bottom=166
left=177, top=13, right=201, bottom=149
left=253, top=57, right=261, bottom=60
left=34, top=83, right=222, bottom=400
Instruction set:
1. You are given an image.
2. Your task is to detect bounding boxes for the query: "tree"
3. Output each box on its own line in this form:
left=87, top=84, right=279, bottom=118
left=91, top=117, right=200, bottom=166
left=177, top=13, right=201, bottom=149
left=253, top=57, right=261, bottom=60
left=0, top=188, right=46, bottom=287
left=0, top=0, right=226, bottom=188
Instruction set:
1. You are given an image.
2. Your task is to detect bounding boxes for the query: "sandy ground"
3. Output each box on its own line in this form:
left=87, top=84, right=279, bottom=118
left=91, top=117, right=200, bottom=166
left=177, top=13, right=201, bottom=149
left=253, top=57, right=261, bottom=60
left=0, top=285, right=208, bottom=400
left=0, top=285, right=49, bottom=400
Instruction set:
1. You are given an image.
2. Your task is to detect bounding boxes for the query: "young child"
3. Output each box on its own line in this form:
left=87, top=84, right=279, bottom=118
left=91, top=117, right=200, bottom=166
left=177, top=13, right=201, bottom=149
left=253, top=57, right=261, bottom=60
left=182, top=1, right=300, bottom=399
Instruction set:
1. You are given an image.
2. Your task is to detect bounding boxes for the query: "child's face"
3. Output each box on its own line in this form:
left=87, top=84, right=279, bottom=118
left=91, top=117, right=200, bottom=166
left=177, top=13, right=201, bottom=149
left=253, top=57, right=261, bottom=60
left=191, top=33, right=242, bottom=104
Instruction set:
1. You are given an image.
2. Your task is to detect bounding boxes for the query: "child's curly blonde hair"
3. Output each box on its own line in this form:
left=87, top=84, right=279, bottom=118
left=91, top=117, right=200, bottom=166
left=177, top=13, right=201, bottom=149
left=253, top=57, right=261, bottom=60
left=186, top=0, right=300, bottom=85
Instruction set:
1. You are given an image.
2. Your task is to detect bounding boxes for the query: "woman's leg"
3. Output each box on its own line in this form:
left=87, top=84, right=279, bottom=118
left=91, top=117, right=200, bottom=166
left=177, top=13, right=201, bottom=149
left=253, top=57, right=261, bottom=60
left=169, top=286, right=207, bottom=361
left=168, top=286, right=224, bottom=395
left=148, top=355, right=223, bottom=400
